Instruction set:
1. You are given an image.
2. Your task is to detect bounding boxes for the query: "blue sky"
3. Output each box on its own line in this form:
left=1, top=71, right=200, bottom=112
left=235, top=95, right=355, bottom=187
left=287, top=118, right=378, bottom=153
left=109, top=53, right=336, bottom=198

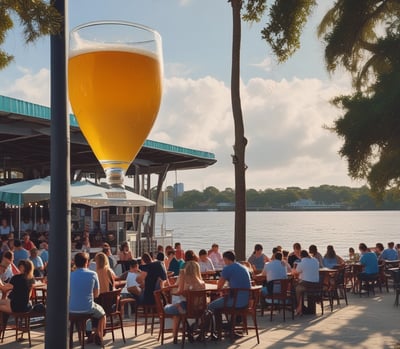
left=0, top=0, right=361, bottom=191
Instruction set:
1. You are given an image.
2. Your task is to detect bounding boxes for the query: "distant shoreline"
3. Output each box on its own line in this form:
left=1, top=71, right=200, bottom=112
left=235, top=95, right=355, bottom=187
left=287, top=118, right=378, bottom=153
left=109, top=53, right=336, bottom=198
left=161, top=208, right=400, bottom=213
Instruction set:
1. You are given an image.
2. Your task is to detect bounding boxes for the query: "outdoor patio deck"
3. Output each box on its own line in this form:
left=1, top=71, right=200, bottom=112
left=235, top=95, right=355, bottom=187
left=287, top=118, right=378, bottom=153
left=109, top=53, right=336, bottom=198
left=1, top=289, right=399, bottom=349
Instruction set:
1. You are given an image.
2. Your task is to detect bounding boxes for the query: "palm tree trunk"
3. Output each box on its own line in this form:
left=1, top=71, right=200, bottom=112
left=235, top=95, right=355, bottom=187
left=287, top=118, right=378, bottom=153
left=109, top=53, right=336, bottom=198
left=230, top=0, right=247, bottom=261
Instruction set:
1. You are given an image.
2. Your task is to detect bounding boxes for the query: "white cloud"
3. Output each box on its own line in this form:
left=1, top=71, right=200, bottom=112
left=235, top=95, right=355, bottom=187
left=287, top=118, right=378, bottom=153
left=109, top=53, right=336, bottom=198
left=0, top=66, right=359, bottom=191
left=178, top=0, right=192, bottom=6
left=0, top=67, right=50, bottom=106
left=154, top=73, right=355, bottom=190
left=165, top=62, right=192, bottom=78
left=250, top=57, right=273, bottom=72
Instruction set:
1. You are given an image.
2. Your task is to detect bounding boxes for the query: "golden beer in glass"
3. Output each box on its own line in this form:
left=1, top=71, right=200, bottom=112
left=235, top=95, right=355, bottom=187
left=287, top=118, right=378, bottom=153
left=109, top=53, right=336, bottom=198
left=68, top=21, right=163, bottom=187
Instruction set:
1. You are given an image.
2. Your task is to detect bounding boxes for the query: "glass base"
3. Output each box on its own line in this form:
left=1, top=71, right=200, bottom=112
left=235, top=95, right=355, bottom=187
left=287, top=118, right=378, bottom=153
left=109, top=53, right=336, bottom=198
left=104, top=168, right=125, bottom=188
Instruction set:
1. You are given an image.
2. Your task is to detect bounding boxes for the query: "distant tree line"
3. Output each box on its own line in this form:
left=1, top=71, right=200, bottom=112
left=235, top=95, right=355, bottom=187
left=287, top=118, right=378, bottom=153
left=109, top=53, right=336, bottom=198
left=163, top=185, right=400, bottom=211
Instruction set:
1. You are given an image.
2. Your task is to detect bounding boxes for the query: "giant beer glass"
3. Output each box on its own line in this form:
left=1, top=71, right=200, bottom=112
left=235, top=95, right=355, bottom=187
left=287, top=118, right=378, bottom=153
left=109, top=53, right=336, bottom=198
left=68, top=21, right=162, bottom=187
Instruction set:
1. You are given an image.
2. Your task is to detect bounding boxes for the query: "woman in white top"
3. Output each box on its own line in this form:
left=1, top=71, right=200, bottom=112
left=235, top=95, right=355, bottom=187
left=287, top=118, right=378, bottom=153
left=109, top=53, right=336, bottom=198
left=292, top=250, right=320, bottom=316
left=121, top=259, right=142, bottom=298
left=164, top=261, right=205, bottom=342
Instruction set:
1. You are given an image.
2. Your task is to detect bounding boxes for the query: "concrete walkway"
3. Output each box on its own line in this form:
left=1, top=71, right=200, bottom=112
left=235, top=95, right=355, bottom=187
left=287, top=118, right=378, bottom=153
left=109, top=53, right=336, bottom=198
left=2, top=290, right=400, bottom=349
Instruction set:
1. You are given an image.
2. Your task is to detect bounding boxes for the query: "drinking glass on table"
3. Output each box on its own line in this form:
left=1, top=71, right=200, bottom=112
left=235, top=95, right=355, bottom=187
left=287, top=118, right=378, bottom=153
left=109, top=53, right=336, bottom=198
left=68, top=21, right=163, bottom=187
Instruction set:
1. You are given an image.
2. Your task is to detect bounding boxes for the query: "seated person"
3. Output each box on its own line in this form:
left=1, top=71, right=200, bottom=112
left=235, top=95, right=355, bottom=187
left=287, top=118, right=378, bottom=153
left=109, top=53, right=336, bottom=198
left=358, top=243, right=379, bottom=280
left=247, top=243, right=269, bottom=272
left=208, top=244, right=224, bottom=270
left=198, top=249, right=215, bottom=273
left=167, top=250, right=183, bottom=276
left=139, top=253, right=167, bottom=305
left=259, top=252, right=287, bottom=296
left=208, top=251, right=251, bottom=335
left=322, top=245, right=345, bottom=268
left=309, top=245, right=324, bottom=268
left=29, top=248, right=45, bottom=277
left=13, top=240, right=29, bottom=266
left=121, top=259, right=143, bottom=300
left=348, top=247, right=360, bottom=262
left=22, top=233, right=36, bottom=251
left=288, top=243, right=302, bottom=268
left=94, top=252, right=116, bottom=294
left=164, top=261, right=205, bottom=342
left=379, top=242, right=398, bottom=262
left=69, top=252, right=106, bottom=346
left=292, top=250, right=320, bottom=316
left=120, top=259, right=142, bottom=318
left=0, top=260, right=35, bottom=313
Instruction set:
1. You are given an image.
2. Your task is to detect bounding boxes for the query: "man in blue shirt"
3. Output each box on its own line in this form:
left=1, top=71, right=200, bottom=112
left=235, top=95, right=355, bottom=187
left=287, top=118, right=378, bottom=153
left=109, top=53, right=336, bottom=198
left=379, top=242, right=398, bottom=261
left=208, top=250, right=251, bottom=337
left=70, top=252, right=106, bottom=346
left=13, top=240, right=29, bottom=266
left=358, top=243, right=379, bottom=285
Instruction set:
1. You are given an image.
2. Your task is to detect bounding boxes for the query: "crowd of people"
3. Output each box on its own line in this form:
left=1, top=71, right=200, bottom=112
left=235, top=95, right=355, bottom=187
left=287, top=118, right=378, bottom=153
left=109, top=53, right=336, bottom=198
left=1, top=214, right=399, bottom=346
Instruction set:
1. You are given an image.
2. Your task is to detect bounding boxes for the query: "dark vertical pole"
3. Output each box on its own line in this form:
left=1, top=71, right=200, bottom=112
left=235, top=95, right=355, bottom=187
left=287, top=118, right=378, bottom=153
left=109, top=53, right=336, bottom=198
left=46, top=0, right=70, bottom=348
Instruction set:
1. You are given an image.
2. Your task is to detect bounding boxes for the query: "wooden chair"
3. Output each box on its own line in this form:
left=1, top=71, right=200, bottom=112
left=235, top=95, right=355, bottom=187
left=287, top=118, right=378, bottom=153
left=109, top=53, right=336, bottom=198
left=220, top=286, right=261, bottom=344
left=96, top=289, right=125, bottom=343
left=304, top=281, right=325, bottom=315
left=358, top=272, right=381, bottom=297
left=379, top=262, right=394, bottom=292
left=0, top=310, right=44, bottom=348
left=69, top=313, right=92, bottom=349
left=135, top=303, right=157, bottom=335
left=320, top=270, right=336, bottom=312
left=331, top=266, right=348, bottom=306
left=153, top=288, right=183, bottom=345
left=119, top=297, right=137, bottom=335
left=181, top=289, right=208, bottom=348
left=262, top=278, right=294, bottom=321
left=390, top=269, right=400, bottom=306
left=384, top=260, right=400, bottom=292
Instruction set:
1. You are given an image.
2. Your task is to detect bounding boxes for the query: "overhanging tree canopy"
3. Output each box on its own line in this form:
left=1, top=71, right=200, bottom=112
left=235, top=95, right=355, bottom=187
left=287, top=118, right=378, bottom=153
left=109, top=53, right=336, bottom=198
left=0, top=0, right=61, bottom=69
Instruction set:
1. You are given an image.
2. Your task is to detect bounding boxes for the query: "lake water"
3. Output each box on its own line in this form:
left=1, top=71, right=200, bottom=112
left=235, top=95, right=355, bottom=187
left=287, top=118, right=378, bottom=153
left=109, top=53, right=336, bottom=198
left=155, top=211, right=400, bottom=259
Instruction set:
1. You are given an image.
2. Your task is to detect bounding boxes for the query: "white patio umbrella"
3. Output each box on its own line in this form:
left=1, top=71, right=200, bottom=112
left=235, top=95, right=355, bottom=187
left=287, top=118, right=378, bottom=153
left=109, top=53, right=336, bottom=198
left=70, top=182, right=155, bottom=207
left=0, top=177, right=155, bottom=207
left=0, top=177, right=51, bottom=205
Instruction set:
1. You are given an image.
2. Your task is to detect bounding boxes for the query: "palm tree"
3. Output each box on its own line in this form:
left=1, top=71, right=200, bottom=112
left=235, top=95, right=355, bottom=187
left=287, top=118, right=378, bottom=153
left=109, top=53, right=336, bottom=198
left=317, top=0, right=400, bottom=90
left=318, top=0, right=400, bottom=196
left=229, top=0, right=247, bottom=260
left=229, top=0, right=316, bottom=259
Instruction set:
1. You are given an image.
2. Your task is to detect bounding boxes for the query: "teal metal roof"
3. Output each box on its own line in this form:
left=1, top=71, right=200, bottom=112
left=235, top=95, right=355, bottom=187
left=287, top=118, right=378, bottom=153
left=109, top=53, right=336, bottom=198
left=0, top=95, right=215, bottom=161
left=0, top=94, right=79, bottom=127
